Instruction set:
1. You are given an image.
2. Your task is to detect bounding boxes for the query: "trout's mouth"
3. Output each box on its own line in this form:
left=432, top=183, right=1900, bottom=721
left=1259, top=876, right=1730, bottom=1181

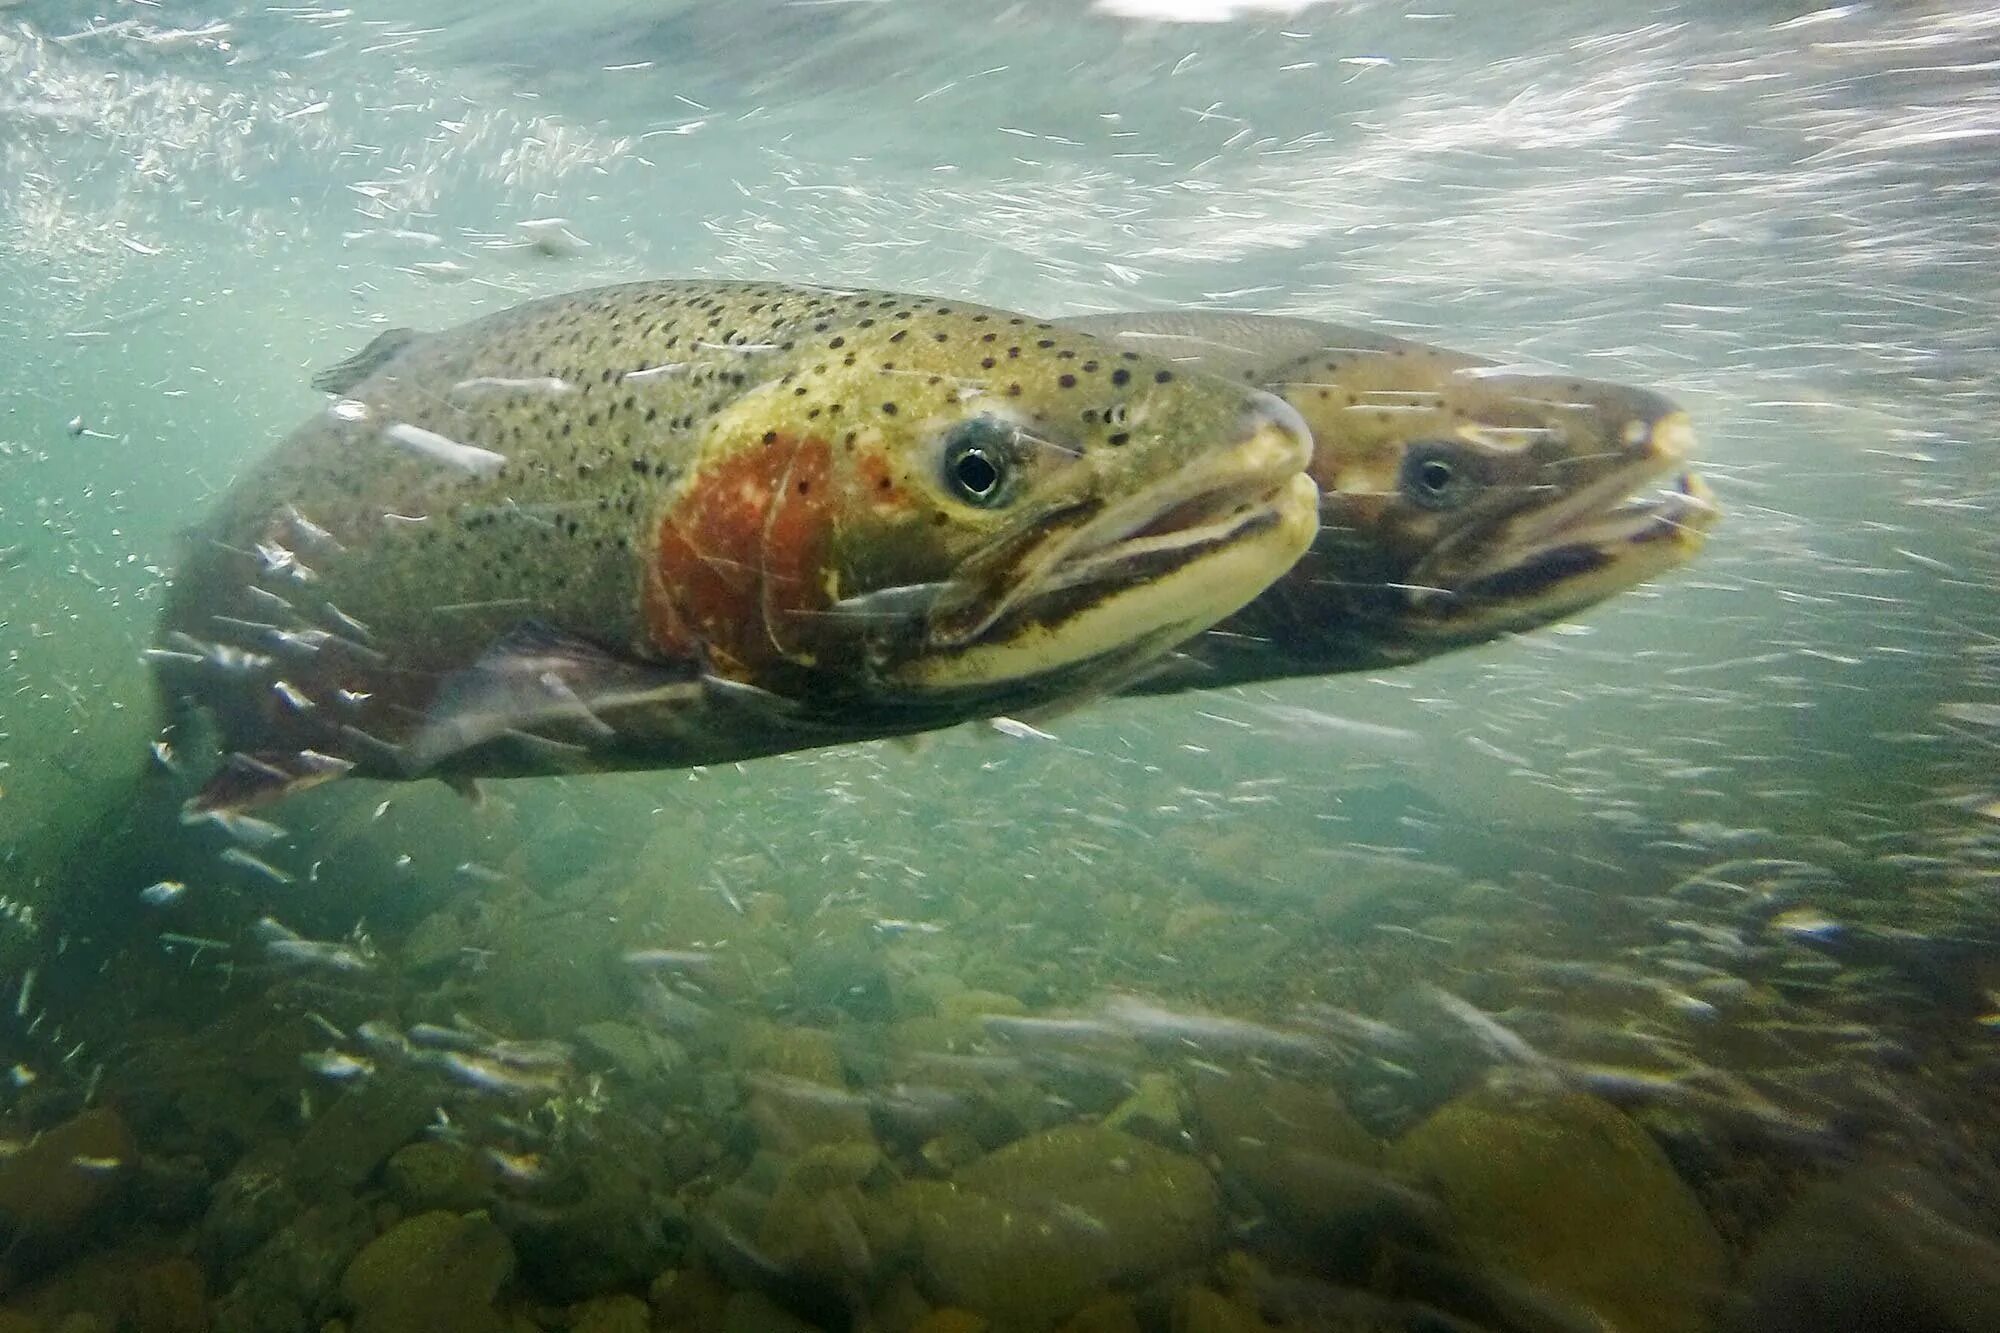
left=1413, top=411, right=1719, bottom=628
left=907, top=393, right=1320, bottom=689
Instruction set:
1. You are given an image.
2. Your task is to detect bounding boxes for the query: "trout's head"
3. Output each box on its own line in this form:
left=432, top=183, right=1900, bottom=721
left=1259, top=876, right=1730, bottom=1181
left=641, top=293, right=1318, bottom=713
left=1252, top=333, right=1717, bottom=670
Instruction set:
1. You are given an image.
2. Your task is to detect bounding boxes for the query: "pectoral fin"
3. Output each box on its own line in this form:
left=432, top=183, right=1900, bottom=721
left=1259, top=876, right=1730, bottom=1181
left=404, top=621, right=708, bottom=773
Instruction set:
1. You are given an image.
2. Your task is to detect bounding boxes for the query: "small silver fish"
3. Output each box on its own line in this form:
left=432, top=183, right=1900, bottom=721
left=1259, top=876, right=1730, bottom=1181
left=221, top=847, right=294, bottom=884
left=302, top=1049, right=374, bottom=1081
left=437, top=1051, right=563, bottom=1097
left=139, top=880, right=187, bottom=907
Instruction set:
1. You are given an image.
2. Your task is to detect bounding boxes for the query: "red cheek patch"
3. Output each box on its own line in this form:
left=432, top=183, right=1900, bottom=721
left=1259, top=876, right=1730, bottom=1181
left=856, top=449, right=915, bottom=512
left=645, top=435, right=834, bottom=676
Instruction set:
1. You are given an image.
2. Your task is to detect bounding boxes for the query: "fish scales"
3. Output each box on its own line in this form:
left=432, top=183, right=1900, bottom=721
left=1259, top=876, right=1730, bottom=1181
left=158, top=280, right=1319, bottom=809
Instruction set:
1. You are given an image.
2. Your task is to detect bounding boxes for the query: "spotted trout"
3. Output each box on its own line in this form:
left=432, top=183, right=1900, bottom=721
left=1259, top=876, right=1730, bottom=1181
left=1055, top=312, right=1718, bottom=691
left=154, top=281, right=1319, bottom=812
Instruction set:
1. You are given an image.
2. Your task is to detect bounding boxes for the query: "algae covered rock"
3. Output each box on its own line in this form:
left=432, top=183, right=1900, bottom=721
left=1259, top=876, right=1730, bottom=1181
left=1190, top=1068, right=1440, bottom=1276
left=292, top=1073, right=436, bottom=1195
left=127, top=1257, right=207, bottom=1333
left=212, top=1196, right=374, bottom=1333
left=1731, top=1160, right=2000, bottom=1333
left=1101, top=1073, right=1184, bottom=1148
left=563, top=1293, right=650, bottom=1333
left=1168, top=1287, right=1260, bottom=1333
left=0, top=1107, right=137, bottom=1264
left=339, top=1210, right=513, bottom=1333
left=575, top=1021, right=685, bottom=1085
left=899, top=1124, right=1221, bottom=1332
left=722, top=1289, right=824, bottom=1333
left=383, top=1142, right=491, bottom=1215
left=1389, top=1087, right=1725, bottom=1333
left=493, top=1112, right=688, bottom=1302
left=756, top=1142, right=910, bottom=1288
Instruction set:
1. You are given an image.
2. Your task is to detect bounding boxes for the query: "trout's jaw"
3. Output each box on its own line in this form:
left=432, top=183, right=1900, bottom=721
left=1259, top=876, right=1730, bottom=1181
left=1404, top=410, right=1719, bottom=642
left=900, top=397, right=1320, bottom=692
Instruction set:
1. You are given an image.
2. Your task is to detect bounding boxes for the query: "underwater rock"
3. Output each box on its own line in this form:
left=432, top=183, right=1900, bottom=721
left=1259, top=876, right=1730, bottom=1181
left=897, top=968, right=968, bottom=1020
left=935, top=990, right=1027, bottom=1025
left=734, top=1023, right=874, bottom=1151
left=1168, top=1287, right=1259, bottom=1333
left=790, top=931, right=894, bottom=1022
left=1056, top=1295, right=1142, bottom=1333
left=911, top=1310, right=990, bottom=1333
left=1388, top=1086, right=1726, bottom=1333
left=721, top=1290, right=823, bottom=1333
left=126, top=1257, right=207, bottom=1333
left=562, top=1293, right=650, bottom=1333
left=734, top=1022, right=846, bottom=1085
left=384, top=1142, right=492, bottom=1215
left=130, top=1153, right=213, bottom=1229
left=293, top=1073, right=437, bottom=1195
left=339, top=1210, right=513, bottom=1333
left=575, top=1020, right=686, bottom=1085
left=649, top=1264, right=733, bottom=1331
left=492, top=1113, right=687, bottom=1303
left=398, top=910, right=465, bottom=975
left=1730, top=1161, right=2000, bottom=1333
left=211, top=1196, right=374, bottom=1333
left=868, top=1273, right=933, bottom=1333
left=51, top=1316, right=107, bottom=1333
left=201, top=1147, right=306, bottom=1274
left=0, top=1108, right=137, bottom=1281
left=899, top=1124, right=1221, bottom=1332
left=1101, top=1072, right=1184, bottom=1148
left=755, top=1142, right=909, bottom=1289
left=1190, top=1069, right=1416, bottom=1272
left=481, top=913, right=626, bottom=1033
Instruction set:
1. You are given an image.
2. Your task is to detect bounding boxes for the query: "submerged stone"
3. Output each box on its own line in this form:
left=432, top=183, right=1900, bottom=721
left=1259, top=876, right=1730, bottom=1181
left=1389, top=1086, right=1726, bottom=1333
left=0, top=1107, right=136, bottom=1272
left=384, top=1142, right=492, bottom=1216
left=1167, top=1287, right=1260, bottom=1333
left=911, top=1310, right=990, bottom=1333
left=1100, top=1073, right=1184, bottom=1148
left=292, top=1073, right=437, bottom=1196
left=1731, top=1161, right=2000, bottom=1333
left=1189, top=1069, right=1422, bottom=1275
left=493, top=1113, right=688, bottom=1303
left=721, top=1290, right=824, bottom=1333
left=563, top=1293, right=650, bottom=1333
left=127, top=1257, right=207, bottom=1333
left=212, top=1197, right=374, bottom=1333
left=756, top=1142, right=909, bottom=1288
left=575, top=1020, right=685, bottom=1084
left=339, top=1210, right=513, bottom=1333
left=898, top=1124, right=1221, bottom=1332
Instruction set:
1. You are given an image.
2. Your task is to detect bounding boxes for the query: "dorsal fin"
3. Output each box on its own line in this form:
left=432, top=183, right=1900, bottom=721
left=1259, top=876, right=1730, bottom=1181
left=312, top=327, right=423, bottom=395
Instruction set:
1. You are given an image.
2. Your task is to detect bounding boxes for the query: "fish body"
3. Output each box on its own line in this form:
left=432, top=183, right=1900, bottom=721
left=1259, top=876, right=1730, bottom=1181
left=157, top=281, right=1317, bottom=811
left=1058, top=312, right=1717, bottom=689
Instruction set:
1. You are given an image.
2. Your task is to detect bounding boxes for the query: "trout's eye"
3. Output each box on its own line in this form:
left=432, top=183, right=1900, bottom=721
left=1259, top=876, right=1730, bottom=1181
left=1401, top=440, right=1480, bottom=510
left=940, top=416, right=1019, bottom=508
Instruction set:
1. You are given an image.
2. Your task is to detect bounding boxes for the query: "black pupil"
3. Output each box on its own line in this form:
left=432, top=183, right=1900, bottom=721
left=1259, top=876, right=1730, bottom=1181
left=1419, top=459, right=1454, bottom=492
left=955, top=448, right=1000, bottom=497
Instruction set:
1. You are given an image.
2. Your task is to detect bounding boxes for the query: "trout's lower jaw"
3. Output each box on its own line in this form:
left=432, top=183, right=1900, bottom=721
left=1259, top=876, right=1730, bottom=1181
left=903, top=405, right=1320, bottom=691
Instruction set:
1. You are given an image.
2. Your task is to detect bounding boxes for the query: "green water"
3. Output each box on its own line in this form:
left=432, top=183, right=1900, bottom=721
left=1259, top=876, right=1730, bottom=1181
left=2, top=3, right=1997, bottom=1331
